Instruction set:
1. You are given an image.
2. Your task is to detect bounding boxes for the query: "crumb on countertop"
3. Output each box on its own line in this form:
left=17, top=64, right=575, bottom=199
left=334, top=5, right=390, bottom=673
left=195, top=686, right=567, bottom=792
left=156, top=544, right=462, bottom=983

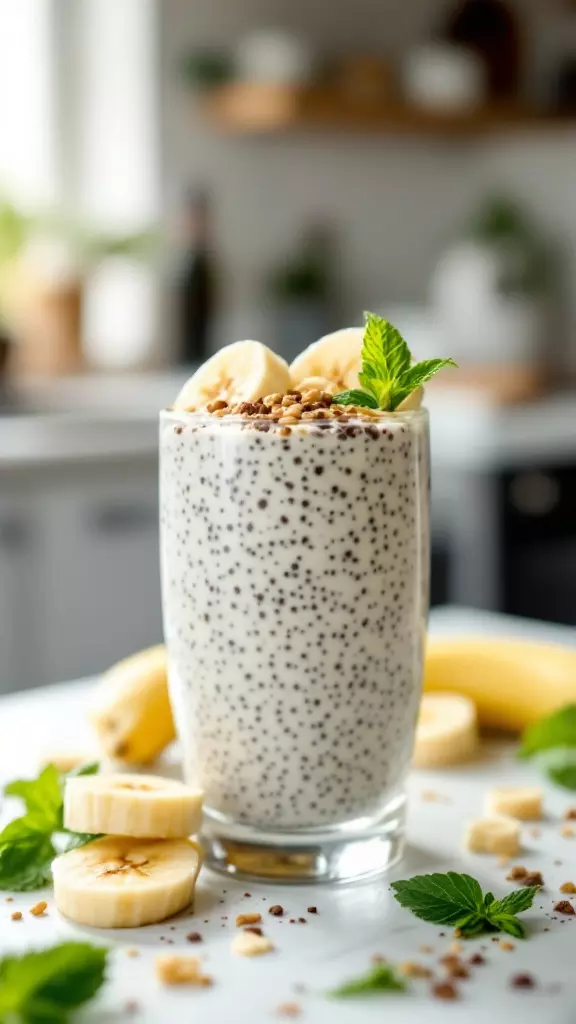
left=155, top=955, right=212, bottom=987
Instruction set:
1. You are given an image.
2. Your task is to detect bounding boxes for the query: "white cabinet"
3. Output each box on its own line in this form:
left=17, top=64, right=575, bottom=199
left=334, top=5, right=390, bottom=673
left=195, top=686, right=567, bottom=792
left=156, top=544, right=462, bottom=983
left=0, top=495, right=43, bottom=691
left=40, top=463, right=162, bottom=684
left=0, top=457, right=163, bottom=693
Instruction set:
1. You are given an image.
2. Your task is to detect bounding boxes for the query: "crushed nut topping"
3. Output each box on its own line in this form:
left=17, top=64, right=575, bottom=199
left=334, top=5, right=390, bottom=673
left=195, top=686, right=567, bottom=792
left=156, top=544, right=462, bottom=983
left=563, top=807, right=576, bottom=821
left=499, top=941, right=515, bottom=951
left=155, top=955, right=212, bottom=987
left=561, top=825, right=575, bottom=838
left=506, top=865, right=528, bottom=881
left=400, top=961, right=433, bottom=979
left=554, top=900, right=575, bottom=915
left=432, top=981, right=458, bottom=1000
left=29, top=901, right=47, bottom=917
left=560, top=881, right=576, bottom=894
left=269, top=905, right=284, bottom=916
left=276, top=1003, right=301, bottom=1018
left=510, top=973, right=536, bottom=989
left=523, top=871, right=544, bottom=888
left=11, top=911, right=22, bottom=921
left=232, top=931, right=274, bottom=957
left=236, top=913, right=262, bottom=927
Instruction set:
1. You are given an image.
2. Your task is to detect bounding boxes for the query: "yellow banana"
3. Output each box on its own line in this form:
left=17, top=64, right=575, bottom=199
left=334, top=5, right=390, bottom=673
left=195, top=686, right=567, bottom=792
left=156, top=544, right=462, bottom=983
left=424, top=638, right=576, bottom=733
left=90, top=646, right=175, bottom=765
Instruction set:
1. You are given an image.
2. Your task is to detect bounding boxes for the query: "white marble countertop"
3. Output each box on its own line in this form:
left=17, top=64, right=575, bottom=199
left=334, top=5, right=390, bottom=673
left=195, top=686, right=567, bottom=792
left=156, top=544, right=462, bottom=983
left=0, top=607, right=575, bottom=1022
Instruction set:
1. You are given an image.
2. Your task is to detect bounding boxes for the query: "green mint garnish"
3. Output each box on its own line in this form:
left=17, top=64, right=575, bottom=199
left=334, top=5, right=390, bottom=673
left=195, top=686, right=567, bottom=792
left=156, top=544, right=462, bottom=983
left=332, top=389, right=378, bottom=409
left=0, top=762, right=100, bottom=891
left=334, top=311, right=456, bottom=411
left=391, top=871, right=537, bottom=939
left=537, top=747, right=576, bottom=791
left=519, top=704, right=576, bottom=759
left=329, top=962, right=406, bottom=998
left=0, top=941, right=108, bottom=1023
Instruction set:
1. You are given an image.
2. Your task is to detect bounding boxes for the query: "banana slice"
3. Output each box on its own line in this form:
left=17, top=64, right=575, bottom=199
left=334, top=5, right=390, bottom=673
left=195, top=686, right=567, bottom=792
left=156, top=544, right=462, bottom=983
left=91, top=645, right=175, bottom=766
left=289, top=327, right=364, bottom=391
left=64, top=773, right=203, bottom=838
left=173, top=340, right=290, bottom=411
left=413, top=694, right=478, bottom=769
left=464, top=816, right=521, bottom=857
left=485, top=787, right=543, bottom=822
left=53, top=836, right=201, bottom=928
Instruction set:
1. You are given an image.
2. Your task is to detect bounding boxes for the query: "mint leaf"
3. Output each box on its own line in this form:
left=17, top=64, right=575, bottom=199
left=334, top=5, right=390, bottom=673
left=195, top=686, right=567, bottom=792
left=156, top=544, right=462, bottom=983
left=489, top=914, right=526, bottom=940
left=538, top=747, right=576, bottom=790
left=390, top=358, right=458, bottom=410
left=62, top=832, right=101, bottom=853
left=363, top=312, right=411, bottom=382
left=519, top=705, right=576, bottom=759
left=391, top=871, right=484, bottom=925
left=0, top=941, right=107, bottom=1022
left=454, top=912, right=487, bottom=938
left=488, top=886, right=538, bottom=917
left=333, top=311, right=456, bottom=411
left=65, top=761, right=100, bottom=779
left=0, top=763, right=100, bottom=891
left=0, top=824, right=55, bottom=891
left=329, top=963, right=406, bottom=998
left=332, top=389, right=378, bottom=409
left=392, top=872, right=534, bottom=939
left=5, top=765, right=61, bottom=828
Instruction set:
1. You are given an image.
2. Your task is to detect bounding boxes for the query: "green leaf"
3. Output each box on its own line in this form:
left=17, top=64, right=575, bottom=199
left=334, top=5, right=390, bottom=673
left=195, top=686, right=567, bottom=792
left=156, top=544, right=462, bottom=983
left=329, top=963, right=406, bottom=998
left=538, top=747, right=576, bottom=790
left=392, top=872, right=534, bottom=939
left=61, top=832, right=100, bottom=853
left=64, top=761, right=100, bottom=779
left=0, top=763, right=100, bottom=892
left=391, top=871, right=484, bottom=925
left=0, top=942, right=107, bottom=1023
left=488, top=886, right=538, bottom=917
left=454, top=912, right=487, bottom=938
left=519, top=704, right=576, bottom=759
left=490, top=914, right=526, bottom=940
left=390, top=358, right=458, bottom=410
left=332, top=389, right=378, bottom=409
left=362, top=312, right=411, bottom=383
left=5, top=766, right=61, bottom=828
left=0, top=829, right=55, bottom=891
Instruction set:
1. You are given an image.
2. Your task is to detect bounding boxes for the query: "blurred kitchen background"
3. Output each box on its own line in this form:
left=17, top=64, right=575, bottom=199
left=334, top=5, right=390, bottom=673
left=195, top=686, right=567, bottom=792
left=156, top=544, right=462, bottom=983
left=1, top=0, right=576, bottom=692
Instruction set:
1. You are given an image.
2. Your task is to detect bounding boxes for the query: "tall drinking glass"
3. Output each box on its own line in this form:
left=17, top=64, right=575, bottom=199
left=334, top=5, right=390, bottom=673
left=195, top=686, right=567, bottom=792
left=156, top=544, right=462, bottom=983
left=160, top=407, right=430, bottom=882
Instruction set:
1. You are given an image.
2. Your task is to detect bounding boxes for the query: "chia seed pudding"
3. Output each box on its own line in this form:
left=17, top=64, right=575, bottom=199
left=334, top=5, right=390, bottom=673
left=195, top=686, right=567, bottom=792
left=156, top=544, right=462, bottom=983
left=160, top=406, right=429, bottom=831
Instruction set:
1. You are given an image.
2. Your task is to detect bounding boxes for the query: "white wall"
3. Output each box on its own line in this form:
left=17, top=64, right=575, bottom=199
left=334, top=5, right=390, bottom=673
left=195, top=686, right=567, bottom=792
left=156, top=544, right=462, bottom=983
left=159, top=0, right=576, bottom=361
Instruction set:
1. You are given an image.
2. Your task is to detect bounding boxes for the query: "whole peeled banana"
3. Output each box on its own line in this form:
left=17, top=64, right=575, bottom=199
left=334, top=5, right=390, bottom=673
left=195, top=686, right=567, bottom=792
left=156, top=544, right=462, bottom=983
left=424, top=638, right=576, bottom=733
left=90, top=645, right=175, bottom=764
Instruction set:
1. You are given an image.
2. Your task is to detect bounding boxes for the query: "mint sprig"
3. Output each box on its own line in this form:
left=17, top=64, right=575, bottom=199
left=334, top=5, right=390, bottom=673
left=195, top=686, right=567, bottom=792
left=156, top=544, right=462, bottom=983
left=329, top=962, right=406, bottom=998
left=0, top=762, right=100, bottom=891
left=538, top=747, right=576, bottom=790
left=0, top=941, right=107, bottom=1023
left=391, top=871, right=537, bottom=939
left=519, top=705, right=576, bottom=759
left=333, top=311, right=456, bottom=411
left=519, top=705, right=576, bottom=791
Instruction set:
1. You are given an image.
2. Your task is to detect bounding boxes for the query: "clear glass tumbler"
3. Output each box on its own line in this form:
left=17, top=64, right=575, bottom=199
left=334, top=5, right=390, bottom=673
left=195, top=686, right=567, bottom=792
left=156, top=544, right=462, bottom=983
left=160, top=408, right=430, bottom=882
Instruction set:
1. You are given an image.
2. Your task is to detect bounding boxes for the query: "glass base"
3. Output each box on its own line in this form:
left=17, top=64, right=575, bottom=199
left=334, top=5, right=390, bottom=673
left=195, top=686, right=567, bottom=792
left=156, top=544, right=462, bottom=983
left=201, top=793, right=406, bottom=884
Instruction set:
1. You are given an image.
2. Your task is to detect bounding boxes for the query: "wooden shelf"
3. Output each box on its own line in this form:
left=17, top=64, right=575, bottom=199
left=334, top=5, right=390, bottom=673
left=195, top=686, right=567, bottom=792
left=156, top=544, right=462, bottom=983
left=202, top=82, right=576, bottom=137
